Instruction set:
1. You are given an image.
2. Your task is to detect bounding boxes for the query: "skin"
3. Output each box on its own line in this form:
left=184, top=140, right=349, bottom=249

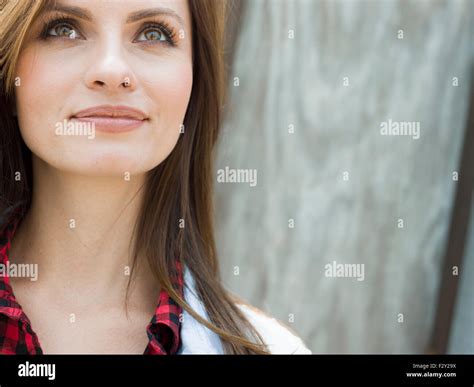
left=8, top=0, right=193, bottom=354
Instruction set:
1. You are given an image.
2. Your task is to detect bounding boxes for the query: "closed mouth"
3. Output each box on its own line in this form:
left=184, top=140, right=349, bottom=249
left=70, top=105, right=148, bottom=133
left=72, top=105, right=148, bottom=121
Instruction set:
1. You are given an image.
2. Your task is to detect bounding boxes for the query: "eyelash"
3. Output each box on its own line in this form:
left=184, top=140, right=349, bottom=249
left=39, top=15, right=178, bottom=47
left=140, top=21, right=177, bottom=46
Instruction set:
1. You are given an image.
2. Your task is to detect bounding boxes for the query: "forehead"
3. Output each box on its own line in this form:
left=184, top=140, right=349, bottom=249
left=41, top=0, right=191, bottom=27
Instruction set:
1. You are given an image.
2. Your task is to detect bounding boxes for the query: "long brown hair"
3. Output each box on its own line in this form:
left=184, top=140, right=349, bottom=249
left=0, top=0, right=269, bottom=354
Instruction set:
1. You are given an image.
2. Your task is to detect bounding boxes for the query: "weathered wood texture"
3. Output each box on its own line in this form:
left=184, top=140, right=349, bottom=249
left=215, top=0, right=473, bottom=353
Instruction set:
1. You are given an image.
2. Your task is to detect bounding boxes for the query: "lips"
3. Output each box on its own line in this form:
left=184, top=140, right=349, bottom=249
left=71, top=105, right=148, bottom=133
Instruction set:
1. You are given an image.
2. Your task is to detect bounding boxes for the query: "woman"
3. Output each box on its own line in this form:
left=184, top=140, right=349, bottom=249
left=0, top=0, right=311, bottom=354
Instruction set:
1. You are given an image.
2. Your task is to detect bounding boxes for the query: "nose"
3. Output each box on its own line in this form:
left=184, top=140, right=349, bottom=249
left=83, top=36, right=137, bottom=93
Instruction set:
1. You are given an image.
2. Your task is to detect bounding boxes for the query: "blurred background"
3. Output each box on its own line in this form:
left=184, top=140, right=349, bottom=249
left=213, top=0, right=474, bottom=354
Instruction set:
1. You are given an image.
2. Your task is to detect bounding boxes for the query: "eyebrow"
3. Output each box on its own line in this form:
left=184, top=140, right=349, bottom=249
left=43, top=4, right=93, bottom=21
left=42, top=4, right=185, bottom=28
left=126, top=7, right=185, bottom=28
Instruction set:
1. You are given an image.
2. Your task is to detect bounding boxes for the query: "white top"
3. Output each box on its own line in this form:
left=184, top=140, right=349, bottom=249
left=177, top=266, right=312, bottom=355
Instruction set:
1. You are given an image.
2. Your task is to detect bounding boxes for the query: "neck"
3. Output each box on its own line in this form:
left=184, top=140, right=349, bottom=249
left=9, top=156, right=157, bottom=307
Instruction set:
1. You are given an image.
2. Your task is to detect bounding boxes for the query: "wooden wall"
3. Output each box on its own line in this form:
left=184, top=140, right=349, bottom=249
left=215, top=0, right=473, bottom=353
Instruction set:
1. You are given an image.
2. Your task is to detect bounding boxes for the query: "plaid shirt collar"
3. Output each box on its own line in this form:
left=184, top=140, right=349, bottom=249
left=0, top=213, right=183, bottom=355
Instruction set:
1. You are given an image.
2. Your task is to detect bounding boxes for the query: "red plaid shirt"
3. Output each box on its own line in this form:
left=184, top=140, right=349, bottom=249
left=0, top=212, right=183, bottom=354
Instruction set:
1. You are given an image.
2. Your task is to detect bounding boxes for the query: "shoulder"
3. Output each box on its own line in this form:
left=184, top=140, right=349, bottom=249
left=180, top=266, right=311, bottom=355
left=231, top=295, right=312, bottom=355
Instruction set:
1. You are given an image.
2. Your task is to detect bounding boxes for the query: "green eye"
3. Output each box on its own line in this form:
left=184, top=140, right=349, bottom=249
left=41, top=17, right=84, bottom=40
left=138, top=28, right=167, bottom=42
left=50, top=23, right=78, bottom=38
left=135, top=23, right=176, bottom=46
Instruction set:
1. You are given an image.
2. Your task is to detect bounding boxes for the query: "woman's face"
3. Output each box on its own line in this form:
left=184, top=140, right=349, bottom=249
left=14, top=0, right=193, bottom=176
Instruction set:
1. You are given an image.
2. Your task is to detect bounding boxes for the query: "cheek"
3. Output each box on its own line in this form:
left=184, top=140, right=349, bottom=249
left=144, top=62, right=193, bottom=158
left=149, top=61, right=193, bottom=125
left=14, top=46, right=76, bottom=148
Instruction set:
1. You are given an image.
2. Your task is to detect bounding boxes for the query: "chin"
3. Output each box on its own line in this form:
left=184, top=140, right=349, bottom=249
left=48, top=151, right=153, bottom=178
